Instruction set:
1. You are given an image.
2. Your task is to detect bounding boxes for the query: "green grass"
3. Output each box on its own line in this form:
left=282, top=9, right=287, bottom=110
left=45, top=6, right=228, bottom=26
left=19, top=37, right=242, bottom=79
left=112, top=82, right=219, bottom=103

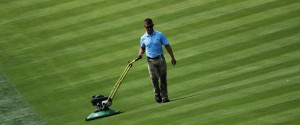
left=0, top=71, right=46, bottom=125
left=1, top=0, right=300, bottom=124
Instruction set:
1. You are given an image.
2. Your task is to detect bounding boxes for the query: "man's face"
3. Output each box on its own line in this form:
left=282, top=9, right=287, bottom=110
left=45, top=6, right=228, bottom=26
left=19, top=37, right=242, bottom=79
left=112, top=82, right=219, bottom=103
left=144, top=23, right=154, bottom=35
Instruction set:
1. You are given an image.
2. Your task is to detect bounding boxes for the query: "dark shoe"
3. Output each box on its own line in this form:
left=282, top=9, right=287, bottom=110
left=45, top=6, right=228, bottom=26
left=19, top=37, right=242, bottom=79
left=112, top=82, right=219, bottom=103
left=162, top=98, right=170, bottom=103
left=155, top=95, right=162, bottom=103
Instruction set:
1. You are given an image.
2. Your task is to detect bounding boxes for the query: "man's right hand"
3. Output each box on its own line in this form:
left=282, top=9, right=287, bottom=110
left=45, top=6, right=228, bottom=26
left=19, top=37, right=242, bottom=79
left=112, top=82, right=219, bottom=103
left=137, top=54, right=143, bottom=60
left=137, top=47, right=145, bottom=60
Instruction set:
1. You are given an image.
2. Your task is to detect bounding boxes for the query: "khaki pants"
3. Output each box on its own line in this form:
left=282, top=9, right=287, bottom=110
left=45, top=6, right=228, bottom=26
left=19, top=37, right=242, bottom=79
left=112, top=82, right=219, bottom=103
left=147, top=55, right=168, bottom=99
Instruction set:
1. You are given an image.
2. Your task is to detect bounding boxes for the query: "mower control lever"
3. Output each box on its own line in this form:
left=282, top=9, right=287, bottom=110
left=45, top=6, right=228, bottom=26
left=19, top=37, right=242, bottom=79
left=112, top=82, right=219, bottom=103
left=102, top=98, right=112, bottom=108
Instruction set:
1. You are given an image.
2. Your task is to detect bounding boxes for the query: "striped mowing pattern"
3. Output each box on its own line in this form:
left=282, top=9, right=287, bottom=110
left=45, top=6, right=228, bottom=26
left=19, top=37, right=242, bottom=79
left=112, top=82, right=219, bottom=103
left=0, top=72, right=46, bottom=125
left=0, top=0, right=299, bottom=125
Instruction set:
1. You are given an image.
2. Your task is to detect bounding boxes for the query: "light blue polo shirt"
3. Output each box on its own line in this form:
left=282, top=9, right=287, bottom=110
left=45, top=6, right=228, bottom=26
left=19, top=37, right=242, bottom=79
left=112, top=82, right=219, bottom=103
left=140, top=30, right=169, bottom=58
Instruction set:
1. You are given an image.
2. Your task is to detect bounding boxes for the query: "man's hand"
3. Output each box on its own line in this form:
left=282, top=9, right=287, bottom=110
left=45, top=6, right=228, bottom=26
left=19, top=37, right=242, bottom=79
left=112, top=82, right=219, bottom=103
left=171, top=58, right=176, bottom=66
left=137, top=54, right=143, bottom=60
left=137, top=47, right=145, bottom=60
left=165, top=45, right=176, bottom=66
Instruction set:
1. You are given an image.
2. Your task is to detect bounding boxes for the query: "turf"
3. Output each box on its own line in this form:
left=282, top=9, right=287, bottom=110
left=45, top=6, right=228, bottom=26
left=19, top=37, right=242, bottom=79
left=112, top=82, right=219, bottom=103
left=0, top=71, right=46, bottom=125
left=0, top=0, right=300, bottom=124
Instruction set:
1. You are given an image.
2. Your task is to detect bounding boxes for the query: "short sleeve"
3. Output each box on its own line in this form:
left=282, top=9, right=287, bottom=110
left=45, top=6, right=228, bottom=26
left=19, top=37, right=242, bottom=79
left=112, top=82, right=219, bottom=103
left=140, top=37, right=146, bottom=48
left=160, top=33, right=169, bottom=46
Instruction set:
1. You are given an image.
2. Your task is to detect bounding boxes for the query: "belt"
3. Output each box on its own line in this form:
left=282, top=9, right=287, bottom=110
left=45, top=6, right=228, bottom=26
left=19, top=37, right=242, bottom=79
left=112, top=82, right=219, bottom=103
left=147, top=55, right=162, bottom=59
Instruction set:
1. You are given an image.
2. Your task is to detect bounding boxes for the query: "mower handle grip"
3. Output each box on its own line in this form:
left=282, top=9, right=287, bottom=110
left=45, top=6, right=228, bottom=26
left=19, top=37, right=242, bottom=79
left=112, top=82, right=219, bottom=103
left=128, top=57, right=139, bottom=67
left=134, top=57, right=140, bottom=61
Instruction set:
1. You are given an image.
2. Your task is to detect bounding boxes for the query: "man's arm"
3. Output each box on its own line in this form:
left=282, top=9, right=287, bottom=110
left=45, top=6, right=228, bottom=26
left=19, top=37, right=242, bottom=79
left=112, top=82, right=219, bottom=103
left=137, top=47, right=145, bottom=59
left=165, top=44, right=176, bottom=66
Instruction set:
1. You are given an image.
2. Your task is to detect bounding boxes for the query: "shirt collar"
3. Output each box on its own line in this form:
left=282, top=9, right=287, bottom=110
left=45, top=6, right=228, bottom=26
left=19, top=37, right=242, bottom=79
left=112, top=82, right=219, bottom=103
left=146, top=30, right=156, bottom=37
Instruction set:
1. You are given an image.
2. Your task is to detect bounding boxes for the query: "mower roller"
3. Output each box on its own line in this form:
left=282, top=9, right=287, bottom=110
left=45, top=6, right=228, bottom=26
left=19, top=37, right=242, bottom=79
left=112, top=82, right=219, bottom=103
left=85, top=58, right=139, bottom=121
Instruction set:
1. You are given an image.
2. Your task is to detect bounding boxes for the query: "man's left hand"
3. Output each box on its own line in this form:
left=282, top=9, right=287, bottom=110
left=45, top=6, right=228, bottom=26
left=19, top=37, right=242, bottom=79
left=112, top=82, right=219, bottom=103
left=171, top=58, right=176, bottom=66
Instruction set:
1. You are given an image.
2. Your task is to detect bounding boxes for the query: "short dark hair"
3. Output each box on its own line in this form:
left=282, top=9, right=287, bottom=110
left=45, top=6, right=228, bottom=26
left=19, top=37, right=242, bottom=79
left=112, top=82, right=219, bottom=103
left=144, top=18, right=153, bottom=24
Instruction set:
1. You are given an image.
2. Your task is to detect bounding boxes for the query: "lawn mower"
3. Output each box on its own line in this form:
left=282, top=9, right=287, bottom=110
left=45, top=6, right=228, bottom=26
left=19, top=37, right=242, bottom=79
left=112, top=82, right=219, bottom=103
left=85, top=58, right=139, bottom=121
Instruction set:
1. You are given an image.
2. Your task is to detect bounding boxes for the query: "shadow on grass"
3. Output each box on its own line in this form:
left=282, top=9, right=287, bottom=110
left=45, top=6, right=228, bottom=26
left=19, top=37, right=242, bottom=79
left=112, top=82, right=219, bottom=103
left=171, top=93, right=205, bottom=102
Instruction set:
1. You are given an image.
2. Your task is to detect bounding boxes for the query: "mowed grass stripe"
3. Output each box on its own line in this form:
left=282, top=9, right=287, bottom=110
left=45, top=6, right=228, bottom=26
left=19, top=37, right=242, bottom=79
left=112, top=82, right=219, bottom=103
left=16, top=0, right=165, bottom=40
left=166, top=20, right=300, bottom=91
left=162, top=46, right=299, bottom=115
left=0, top=0, right=105, bottom=25
left=27, top=35, right=299, bottom=93
left=173, top=11, right=300, bottom=61
left=170, top=59, right=300, bottom=108
left=5, top=0, right=223, bottom=64
left=72, top=66, right=300, bottom=115
left=169, top=0, right=300, bottom=46
left=1, top=0, right=298, bottom=79
left=26, top=0, right=178, bottom=33
left=9, top=10, right=300, bottom=90
left=241, top=108, right=300, bottom=125
left=0, top=21, right=38, bottom=44
left=7, top=11, right=300, bottom=99
left=11, top=0, right=209, bottom=53
left=9, top=0, right=271, bottom=64
left=0, top=72, right=46, bottom=125
left=30, top=0, right=217, bottom=34
left=11, top=0, right=151, bottom=29
left=118, top=46, right=299, bottom=100
left=115, top=29, right=300, bottom=95
left=160, top=0, right=283, bottom=31
left=207, top=97, right=300, bottom=125
left=114, top=60, right=300, bottom=113
left=171, top=3, right=300, bottom=49
left=170, top=22, right=300, bottom=84
left=123, top=74, right=300, bottom=124
left=170, top=43, right=300, bottom=98
left=188, top=92, right=300, bottom=125
left=14, top=0, right=282, bottom=56
left=0, top=0, right=50, bottom=13
left=172, top=23, right=300, bottom=83
left=8, top=0, right=298, bottom=72
left=122, top=66, right=300, bottom=116
left=170, top=63, right=300, bottom=103
left=5, top=0, right=294, bottom=78
left=169, top=50, right=300, bottom=98
left=157, top=89, right=300, bottom=125
left=37, top=1, right=297, bottom=66
left=0, top=0, right=130, bottom=43
left=2, top=0, right=130, bottom=24
left=66, top=45, right=300, bottom=111
left=20, top=45, right=300, bottom=123
left=14, top=0, right=219, bottom=54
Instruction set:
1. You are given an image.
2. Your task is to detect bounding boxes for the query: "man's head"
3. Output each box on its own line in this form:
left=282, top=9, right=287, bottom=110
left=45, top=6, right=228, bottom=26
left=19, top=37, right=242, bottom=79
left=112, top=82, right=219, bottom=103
left=144, top=18, right=154, bottom=35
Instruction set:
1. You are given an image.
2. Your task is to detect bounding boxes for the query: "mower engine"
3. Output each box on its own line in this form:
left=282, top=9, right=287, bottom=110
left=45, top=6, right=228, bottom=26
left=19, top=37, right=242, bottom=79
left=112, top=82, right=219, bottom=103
left=91, top=95, right=112, bottom=111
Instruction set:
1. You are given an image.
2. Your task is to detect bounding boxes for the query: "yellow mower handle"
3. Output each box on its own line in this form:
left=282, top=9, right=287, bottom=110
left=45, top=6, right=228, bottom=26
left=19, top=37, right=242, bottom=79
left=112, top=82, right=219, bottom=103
left=107, top=58, right=139, bottom=102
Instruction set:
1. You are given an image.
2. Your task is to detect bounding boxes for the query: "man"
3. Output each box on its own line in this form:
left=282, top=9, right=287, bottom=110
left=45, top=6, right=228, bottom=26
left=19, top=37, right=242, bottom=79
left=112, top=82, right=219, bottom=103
left=137, top=18, right=176, bottom=103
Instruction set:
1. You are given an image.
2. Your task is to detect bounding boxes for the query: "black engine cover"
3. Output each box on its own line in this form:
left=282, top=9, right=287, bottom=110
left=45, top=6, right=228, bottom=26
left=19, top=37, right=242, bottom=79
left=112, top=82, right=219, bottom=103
left=91, top=95, right=108, bottom=106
